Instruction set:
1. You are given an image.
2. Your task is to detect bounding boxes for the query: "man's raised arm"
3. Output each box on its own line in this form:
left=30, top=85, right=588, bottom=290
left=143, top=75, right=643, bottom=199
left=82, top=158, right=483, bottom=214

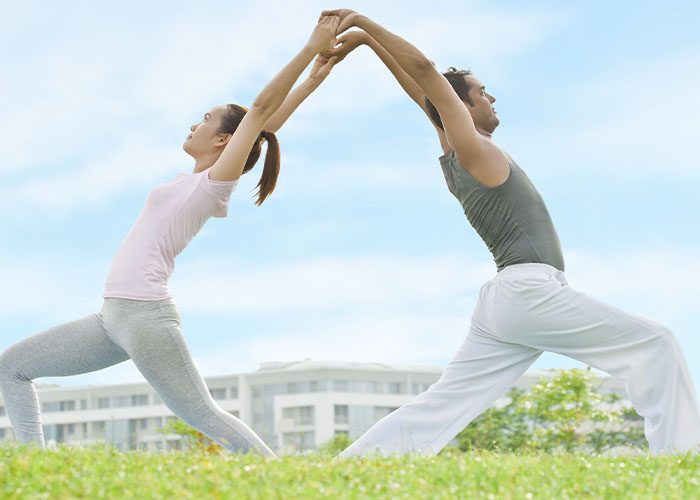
left=326, top=30, right=450, bottom=152
left=322, top=9, right=486, bottom=166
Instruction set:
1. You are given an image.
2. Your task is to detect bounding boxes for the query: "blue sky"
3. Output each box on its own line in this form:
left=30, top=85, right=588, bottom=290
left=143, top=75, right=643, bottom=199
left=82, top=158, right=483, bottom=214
left=1, top=0, right=699, bottom=390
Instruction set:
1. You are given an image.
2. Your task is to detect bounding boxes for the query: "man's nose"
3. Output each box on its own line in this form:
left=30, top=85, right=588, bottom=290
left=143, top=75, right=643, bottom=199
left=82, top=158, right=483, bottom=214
left=190, top=124, right=197, bottom=132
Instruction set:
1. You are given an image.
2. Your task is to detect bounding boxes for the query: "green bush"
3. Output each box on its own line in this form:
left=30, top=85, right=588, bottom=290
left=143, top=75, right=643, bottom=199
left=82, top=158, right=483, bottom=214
left=456, top=368, right=645, bottom=453
left=318, top=433, right=354, bottom=456
left=456, top=388, right=532, bottom=452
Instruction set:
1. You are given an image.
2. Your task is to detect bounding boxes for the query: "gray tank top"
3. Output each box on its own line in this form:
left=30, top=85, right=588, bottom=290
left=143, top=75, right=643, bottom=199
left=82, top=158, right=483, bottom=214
left=439, top=149, right=565, bottom=272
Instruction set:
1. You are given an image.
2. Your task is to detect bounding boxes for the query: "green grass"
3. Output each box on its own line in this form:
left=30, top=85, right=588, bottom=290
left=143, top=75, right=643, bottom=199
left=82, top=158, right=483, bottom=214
left=1, top=445, right=699, bottom=499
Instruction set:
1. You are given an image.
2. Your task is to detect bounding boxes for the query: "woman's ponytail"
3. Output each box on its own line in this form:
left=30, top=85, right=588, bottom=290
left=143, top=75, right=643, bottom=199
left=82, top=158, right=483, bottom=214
left=219, top=104, right=281, bottom=205
left=254, top=131, right=280, bottom=206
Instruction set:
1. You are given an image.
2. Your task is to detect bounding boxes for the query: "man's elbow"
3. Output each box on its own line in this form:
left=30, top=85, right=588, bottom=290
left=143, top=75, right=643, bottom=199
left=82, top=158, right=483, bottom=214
left=408, top=56, right=436, bottom=81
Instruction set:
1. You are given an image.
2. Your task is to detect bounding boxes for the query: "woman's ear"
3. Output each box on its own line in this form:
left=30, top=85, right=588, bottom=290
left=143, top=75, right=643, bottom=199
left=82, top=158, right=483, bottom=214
left=215, top=133, right=232, bottom=147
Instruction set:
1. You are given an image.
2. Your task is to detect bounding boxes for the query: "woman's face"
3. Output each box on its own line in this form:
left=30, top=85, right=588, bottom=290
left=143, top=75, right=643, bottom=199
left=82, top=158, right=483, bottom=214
left=183, top=105, right=228, bottom=158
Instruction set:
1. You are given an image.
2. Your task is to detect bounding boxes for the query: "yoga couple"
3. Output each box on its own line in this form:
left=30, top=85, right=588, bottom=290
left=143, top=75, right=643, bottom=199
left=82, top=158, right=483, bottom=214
left=1, top=10, right=698, bottom=457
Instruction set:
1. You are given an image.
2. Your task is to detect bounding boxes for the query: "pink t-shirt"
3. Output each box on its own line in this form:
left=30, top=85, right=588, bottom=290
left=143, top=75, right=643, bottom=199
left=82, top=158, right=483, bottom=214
left=104, top=169, right=237, bottom=300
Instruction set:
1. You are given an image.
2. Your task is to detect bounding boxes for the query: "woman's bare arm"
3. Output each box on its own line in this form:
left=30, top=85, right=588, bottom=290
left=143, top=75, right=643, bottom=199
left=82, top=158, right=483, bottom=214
left=209, top=16, right=339, bottom=181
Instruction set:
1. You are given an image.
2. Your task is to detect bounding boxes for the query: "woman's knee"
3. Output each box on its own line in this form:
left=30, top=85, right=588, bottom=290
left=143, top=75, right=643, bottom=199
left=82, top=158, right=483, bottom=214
left=0, top=346, right=26, bottom=383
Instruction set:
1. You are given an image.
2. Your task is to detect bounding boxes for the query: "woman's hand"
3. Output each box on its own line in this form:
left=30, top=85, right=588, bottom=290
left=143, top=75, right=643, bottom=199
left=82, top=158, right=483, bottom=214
left=319, top=9, right=358, bottom=33
left=307, top=15, right=340, bottom=53
left=323, top=31, right=368, bottom=62
left=308, top=54, right=340, bottom=83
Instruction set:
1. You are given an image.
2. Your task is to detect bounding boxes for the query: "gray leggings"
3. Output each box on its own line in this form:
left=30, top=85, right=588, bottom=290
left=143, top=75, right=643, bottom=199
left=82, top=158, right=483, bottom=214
left=0, top=298, right=275, bottom=456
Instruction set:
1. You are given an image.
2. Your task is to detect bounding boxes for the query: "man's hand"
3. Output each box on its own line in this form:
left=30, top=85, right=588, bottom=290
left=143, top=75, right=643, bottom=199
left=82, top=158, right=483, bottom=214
left=323, top=31, right=368, bottom=62
left=307, top=15, right=340, bottom=53
left=319, top=9, right=358, bottom=33
left=308, top=54, right=340, bottom=83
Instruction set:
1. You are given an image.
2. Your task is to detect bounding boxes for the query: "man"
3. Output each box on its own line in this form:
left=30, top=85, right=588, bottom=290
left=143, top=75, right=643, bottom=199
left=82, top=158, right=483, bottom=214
left=323, top=9, right=700, bottom=456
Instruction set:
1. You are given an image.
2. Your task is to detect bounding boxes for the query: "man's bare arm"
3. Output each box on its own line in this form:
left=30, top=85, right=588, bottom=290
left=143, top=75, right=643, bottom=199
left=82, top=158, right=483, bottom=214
left=323, top=9, right=487, bottom=167
left=327, top=31, right=450, bottom=152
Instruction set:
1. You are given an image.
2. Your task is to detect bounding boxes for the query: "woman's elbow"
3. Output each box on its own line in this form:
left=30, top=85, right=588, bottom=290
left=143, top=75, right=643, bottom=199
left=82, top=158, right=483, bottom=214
left=250, top=97, right=274, bottom=115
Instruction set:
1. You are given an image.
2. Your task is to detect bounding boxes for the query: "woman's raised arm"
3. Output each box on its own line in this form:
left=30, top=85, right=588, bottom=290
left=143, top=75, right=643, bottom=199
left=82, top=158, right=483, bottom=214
left=208, top=15, right=339, bottom=182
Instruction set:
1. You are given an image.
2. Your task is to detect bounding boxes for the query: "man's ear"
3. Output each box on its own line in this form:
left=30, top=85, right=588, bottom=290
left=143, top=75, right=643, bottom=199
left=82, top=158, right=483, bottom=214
left=215, top=133, right=232, bottom=147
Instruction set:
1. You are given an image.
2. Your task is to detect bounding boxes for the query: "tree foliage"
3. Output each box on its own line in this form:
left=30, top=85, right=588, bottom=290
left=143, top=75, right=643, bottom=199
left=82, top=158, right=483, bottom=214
left=159, top=419, right=222, bottom=455
left=456, top=369, right=645, bottom=453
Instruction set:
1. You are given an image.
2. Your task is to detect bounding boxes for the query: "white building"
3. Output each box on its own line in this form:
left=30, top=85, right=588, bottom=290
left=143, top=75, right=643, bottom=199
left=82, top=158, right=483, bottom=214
left=0, top=360, right=625, bottom=453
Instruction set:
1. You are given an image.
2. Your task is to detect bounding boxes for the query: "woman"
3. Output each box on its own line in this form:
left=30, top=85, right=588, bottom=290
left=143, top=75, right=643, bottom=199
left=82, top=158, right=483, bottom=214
left=0, top=15, right=340, bottom=457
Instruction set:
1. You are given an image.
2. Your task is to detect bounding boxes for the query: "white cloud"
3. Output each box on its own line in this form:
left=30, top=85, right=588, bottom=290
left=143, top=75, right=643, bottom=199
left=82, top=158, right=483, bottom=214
left=190, top=312, right=467, bottom=377
left=171, top=254, right=491, bottom=315
left=1, top=138, right=184, bottom=213
left=7, top=245, right=700, bottom=388
left=0, top=1, right=568, bottom=211
left=564, top=248, right=700, bottom=321
left=0, top=255, right=104, bottom=320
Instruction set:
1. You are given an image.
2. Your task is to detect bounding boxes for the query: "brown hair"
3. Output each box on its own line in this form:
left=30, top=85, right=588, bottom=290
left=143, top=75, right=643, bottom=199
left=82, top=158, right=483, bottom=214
left=218, top=104, right=280, bottom=205
left=424, top=67, right=473, bottom=131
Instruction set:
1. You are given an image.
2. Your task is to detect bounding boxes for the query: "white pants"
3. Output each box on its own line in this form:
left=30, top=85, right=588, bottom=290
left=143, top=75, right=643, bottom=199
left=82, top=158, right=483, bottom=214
left=340, top=263, right=700, bottom=456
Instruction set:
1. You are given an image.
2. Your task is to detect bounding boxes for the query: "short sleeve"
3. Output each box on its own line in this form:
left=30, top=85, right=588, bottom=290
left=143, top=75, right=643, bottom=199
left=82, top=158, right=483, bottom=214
left=199, top=170, right=238, bottom=218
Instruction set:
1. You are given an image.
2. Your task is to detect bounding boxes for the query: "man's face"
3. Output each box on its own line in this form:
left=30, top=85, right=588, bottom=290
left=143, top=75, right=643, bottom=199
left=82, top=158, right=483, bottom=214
left=464, top=75, right=499, bottom=134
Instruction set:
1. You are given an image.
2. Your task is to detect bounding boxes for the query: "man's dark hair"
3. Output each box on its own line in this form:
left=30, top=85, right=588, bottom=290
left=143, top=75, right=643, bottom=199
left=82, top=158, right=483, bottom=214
left=424, top=67, right=473, bottom=131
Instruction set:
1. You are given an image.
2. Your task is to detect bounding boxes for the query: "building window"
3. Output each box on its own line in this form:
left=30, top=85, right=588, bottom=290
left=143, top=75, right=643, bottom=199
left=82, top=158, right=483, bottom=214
left=140, top=418, right=149, bottom=430
left=299, top=406, right=314, bottom=425
left=282, top=431, right=315, bottom=451
left=282, top=406, right=315, bottom=426
left=153, top=394, right=162, bottom=405
left=229, top=386, right=239, bottom=399
left=209, top=388, right=227, bottom=400
left=42, top=400, right=76, bottom=413
left=365, top=381, right=380, bottom=393
left=374, top=406, right=398, bottom=420
left=0, top=406, right=5, bottom=416
left=334, top=405, right=349, bottom=424
left=97, top=397, right=110, bottom=409
left=334, top=430, right=349, bottom=437
left=67, top=424, right=75, bottom=434
left=229, top=410, right=240, bottom=418
left=386, top=383, right=401, bottom=394
left=332, top=380, right=349, bottom=392
left=131, top=394, right=149, bottom=406
left=80, top=399, right=87, bottom=410
left=113, top=396, right=129, bottom=408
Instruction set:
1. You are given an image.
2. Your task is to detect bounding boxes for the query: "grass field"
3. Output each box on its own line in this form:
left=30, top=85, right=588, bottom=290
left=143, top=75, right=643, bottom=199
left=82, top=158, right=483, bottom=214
left=1, top=445, right=699, bottom=499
